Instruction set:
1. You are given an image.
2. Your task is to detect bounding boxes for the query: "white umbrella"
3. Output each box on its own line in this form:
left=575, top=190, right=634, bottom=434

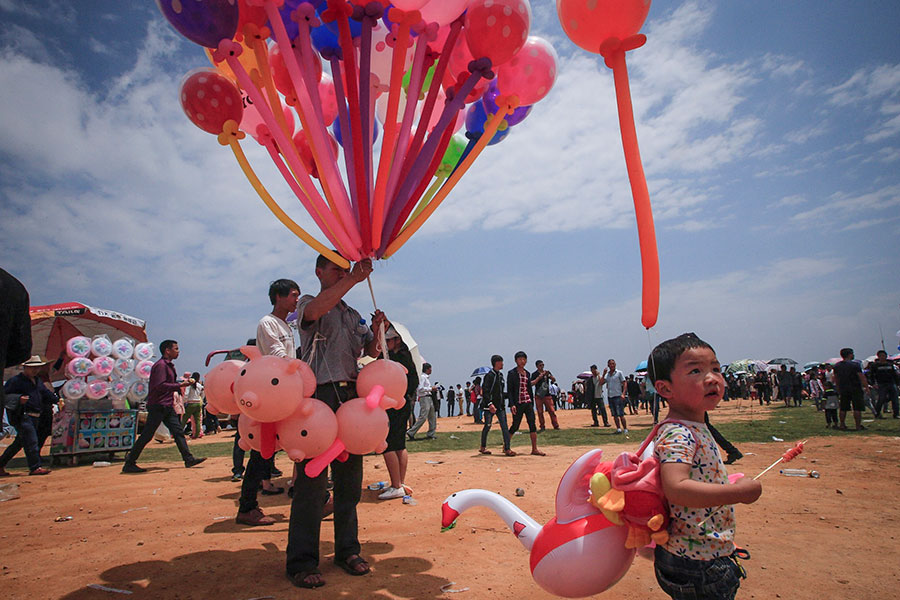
left=358, top=321, right=423, bottom=378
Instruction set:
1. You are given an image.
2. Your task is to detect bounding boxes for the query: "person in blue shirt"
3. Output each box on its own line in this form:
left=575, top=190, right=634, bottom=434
left=1, top=355, right=57, bottom=475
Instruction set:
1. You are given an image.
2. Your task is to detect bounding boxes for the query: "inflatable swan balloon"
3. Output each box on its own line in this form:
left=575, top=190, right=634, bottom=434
left=441, top=450, right=636, bottom=598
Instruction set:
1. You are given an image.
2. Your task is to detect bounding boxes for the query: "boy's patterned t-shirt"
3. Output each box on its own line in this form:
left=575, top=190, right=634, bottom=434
left=654, top=420, right=735, bottom=560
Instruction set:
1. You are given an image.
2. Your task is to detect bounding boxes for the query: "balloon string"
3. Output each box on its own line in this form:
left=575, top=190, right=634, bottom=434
left=224, top=129, right=349, bottom=269
left=263, top=1, right=361, bottom=254
left=223, top=53, right=357, bottom=259
left=384, top=103, right=510, bottom=258
left=607, top=49, right=659, bottom=329
left=371, top=18, right=414, bottom=251
left=399, top=18, right=463, bottom=183
left=366, top=275, right=387, bottom=359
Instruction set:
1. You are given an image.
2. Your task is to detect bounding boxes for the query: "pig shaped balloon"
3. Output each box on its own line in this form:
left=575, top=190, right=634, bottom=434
left=232, top=346, right=309, bottom=423
left=236, top=413, right=280, bottom=459
left=204, top=359, right=244, bottom=414
left=356, top=359, right=408, bottom=407
left=275, top=399, right=338, bottom=462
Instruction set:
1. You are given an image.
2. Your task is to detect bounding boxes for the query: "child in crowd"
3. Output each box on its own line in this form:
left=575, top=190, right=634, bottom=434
left=822, top=377, right=839, bottom=428
left=647, top=333, right=763, bottom=600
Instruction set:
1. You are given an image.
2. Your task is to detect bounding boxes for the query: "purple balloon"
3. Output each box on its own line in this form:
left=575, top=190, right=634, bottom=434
left=156, top=0, right=239, bottom=48
left=482, top=80, right=532, bottom=127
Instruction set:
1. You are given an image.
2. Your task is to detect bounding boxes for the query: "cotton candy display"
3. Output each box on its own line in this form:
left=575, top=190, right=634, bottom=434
left=62, top=378, right=87, bottom=400
left=91, top=335, right=113, bottom=357
left=112, top=338, right=135, bottom=359
left=114, top=358, right=135, bottom=377
left=128, top=380, right=149, bottom=402
left=108, top=379, right=130, bottom=400
left=67, top=357, right=94, bottom=378
left=135, top=360, right=154, bottom=379
left=134, top=343, right=155, bottom=361
left=92, top=356, right=116, bottom=377
left=66, top=336, right=91, bottom=358
left=85, top=379, right=110, bottom=400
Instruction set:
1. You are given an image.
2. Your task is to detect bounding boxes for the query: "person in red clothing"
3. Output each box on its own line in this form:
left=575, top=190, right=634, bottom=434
left=507, top=351, right=545, bottom=456
left=121, top=340, right=207, bottom=473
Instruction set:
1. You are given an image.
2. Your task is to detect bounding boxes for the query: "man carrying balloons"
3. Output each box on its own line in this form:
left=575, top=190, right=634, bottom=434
left=285, top=254, right=389, bottom=588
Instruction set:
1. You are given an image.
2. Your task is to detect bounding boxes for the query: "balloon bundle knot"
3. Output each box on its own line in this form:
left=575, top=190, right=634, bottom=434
left=387, top=7, right=423, bottom=27
left=212, top=39, right=243, bottom=63
left=291, top=3, right=320, bottom=28
left=412, top=21, right=439, bottom=42
left=494, top=94, right=521, bottom=115
left=242, top=23, right=269, bottom=43
left=353, top=2, right=384, bottom=21
left=320, top=46, right=343, bottom=61
left=321, top=1, right=353, bottom=24
left=217, top=120, right=245, bottom=146
left=467, top=57, right=494, bottom=80
left=598, top=34, right=647, bottom=67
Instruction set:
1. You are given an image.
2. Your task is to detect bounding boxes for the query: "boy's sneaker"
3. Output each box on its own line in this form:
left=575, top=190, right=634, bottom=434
left=623, top=429, right=629, bottom=434
left=378, top=486, right=405, bottom=500
left=616, top=428, right=623, bottom=433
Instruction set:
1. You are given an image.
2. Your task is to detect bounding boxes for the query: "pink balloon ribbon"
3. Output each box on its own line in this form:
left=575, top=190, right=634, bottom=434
left=305, top=438, right=346, bottom=478
left=263, top=1, right=362, bottom=255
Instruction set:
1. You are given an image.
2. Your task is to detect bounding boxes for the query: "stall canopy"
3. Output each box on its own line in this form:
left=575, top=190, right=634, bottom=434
left=5, top=302, right=147, bottom=380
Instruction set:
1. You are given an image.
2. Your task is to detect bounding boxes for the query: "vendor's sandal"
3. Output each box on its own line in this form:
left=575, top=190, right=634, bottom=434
left=531, top=450, right=546, bottom=456
left=335, top=555, right=370, bottom=576
left=288, top=570, right=325, bottom=589
left=503, top=449, right=517, bottom=457
left=478, top=448, right=492, bottom=454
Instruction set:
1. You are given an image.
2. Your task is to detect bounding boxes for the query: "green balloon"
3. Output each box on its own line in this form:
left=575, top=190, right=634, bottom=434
left=436, top=133, right=467, bottom=177
left=402, top=64, right=436, bottom=100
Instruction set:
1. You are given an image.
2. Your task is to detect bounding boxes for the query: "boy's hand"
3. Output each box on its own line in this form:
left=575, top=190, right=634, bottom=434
left=731, top=477, right=762, bottom=504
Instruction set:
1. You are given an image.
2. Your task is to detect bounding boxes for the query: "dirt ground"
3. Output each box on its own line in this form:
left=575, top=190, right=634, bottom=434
left=1, top=405, right=899, bottom=599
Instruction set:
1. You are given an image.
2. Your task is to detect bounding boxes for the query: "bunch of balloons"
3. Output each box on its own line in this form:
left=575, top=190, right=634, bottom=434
left=159, top=0, right=557, bottom=268
left=556, top=0, right=659, bottom=329
left=204, top=346, right=408, bottom=476
left=62, top=336, right=155, bottom=407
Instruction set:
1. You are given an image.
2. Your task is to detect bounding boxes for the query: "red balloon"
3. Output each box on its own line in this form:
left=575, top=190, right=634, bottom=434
left=444, top=37, right=489, bottom=103
left=292, top=129, right=339, bottom=179
left=464, top=0, right=531, bottom=67
left=236, top=0, right=267, bottom=40
left=269, top=42, right=323, bottom=98
left=180, top=68, right=243, bottom=135
left=496, top=36, right=558, bottom=105
left=556, top=0, right=651, bottom=53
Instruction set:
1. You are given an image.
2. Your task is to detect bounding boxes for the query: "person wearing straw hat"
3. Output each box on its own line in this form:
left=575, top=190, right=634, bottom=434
left=0, top=355, right=56, bottom=476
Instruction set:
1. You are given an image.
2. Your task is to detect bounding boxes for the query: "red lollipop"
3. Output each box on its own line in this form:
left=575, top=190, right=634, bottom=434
left=464, top=0, right=531, bottom=68
left=180, top=68, right=243, bottom=135
left=557, top=0, right=652, bottom=53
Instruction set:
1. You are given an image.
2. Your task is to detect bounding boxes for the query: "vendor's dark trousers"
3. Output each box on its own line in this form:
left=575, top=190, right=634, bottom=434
left=232, top=430, right=246, bottom=477
left=238, top=450, right=273, bottom=513
left=705, top=413, right=739, bottom=456
left=126, top=404, right=195, bottom=465
left=286, top=383, right=362, bottom=575
left=0, top=414, right=42, bottom=471
left=875, top=385, right=899, bottom=418
left=590, top=397, right=609, bottom=426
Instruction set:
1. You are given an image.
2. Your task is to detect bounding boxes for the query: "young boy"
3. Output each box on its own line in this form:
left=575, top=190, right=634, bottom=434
left=648, top=333, right=762, bottom=600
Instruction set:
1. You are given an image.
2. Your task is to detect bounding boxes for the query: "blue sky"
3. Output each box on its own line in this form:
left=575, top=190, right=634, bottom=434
left=1, top=1, right=899, bottom=392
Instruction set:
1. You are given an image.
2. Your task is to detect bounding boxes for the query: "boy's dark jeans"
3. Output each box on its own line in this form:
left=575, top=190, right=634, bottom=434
left=654, top=546, right=743, bottom=600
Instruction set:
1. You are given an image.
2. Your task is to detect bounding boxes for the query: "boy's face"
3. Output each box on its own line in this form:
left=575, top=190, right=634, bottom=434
left=516, top=356, right=527, bottom=368
left=655, top=347, right=724, bottom=418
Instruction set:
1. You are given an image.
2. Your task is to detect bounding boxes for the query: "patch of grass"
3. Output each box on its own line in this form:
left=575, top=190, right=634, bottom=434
left=18, top=405, right=899, bottom=468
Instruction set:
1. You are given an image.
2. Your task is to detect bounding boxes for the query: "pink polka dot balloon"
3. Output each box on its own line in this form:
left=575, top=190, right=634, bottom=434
left=496, top=36, right=558, bottom=105
left=66, top=336, right=91, bottom=358
left=92, top=356, right=116, bottom=378
left=135, top=359, right=155, bottom=380
left=180, top=68, right=244, bottom=135
left=464, top=0, right=532, bottom=68
left=67, top=357, right=94, bottom=378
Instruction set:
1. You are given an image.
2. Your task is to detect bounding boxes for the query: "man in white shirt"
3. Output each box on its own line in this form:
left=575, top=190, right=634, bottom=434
left=599, top=359, right=628, bottom=433
left=236, top=279, right=300, bottom=526
left=407, top=363, right=436, bottom=440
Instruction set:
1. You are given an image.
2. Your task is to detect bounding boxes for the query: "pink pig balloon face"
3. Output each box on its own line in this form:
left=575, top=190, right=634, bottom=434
left=204, top=360, right=243, bottom=415
left=232, top=355, right=306, bottom=423
left=356, top=359, right=408, bottom=404
left=237, top=414, right=263, bottom=452
left=275, top=399, right=338, bottom=462
left=336, top=398, right=389, bottom=456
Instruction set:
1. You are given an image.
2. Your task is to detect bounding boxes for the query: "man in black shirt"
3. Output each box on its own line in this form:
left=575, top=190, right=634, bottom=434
left=868, top=350, right=899, bottom=419
left=833, top=348, right=870, bottom=430
left=479, top=355, right=514, bottom=456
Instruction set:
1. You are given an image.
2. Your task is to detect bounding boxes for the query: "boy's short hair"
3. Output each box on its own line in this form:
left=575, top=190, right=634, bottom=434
left=159, top=339, right=177, bottom=354
left=423, top=362, right=432, bottom=371
left=268, top=279, right=300, bottom=305
left=316, top=252, right=347, bottom=270
left=491, top=354, right=503, bottom=366
left=514, top=351, right=527, bottom=360
left=647, top=333, right=715, bottom=384
left=840, top=347, right=853, bottom=359
left=590, top=364, right=598, bottom=370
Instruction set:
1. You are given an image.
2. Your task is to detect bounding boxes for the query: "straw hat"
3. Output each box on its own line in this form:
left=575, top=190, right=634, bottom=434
left=22, top=355, right=50, bottom=367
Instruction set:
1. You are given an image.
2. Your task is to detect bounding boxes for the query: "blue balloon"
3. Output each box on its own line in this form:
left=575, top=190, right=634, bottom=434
left=310, top=22, right=340, bottom=54
left=332, top=114, right=379, bottom=147
left=269, top=0, right=324, bottom=42
left=482, top=80, right=532, bottom=127
left=464, top=102, right=509, bottom=145
left=319, top=4, right=362, bottom=37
